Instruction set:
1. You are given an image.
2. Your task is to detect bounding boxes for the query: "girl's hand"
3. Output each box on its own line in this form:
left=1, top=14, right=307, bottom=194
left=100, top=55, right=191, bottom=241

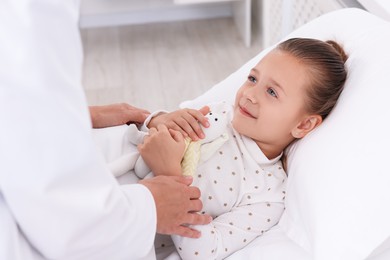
left=148, top=106, right=210, bottom=141
left=138, top=124, right=186, bottom=176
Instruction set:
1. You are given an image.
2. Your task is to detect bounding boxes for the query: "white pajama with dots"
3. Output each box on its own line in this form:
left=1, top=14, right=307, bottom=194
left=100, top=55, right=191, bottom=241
left=167, top=103, right=287, bottom=260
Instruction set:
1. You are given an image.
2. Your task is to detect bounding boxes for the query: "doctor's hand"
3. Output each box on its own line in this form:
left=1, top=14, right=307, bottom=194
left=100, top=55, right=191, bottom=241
left=89, top=103, right=150, bottom=128
left=139, top=175, right=212, bottom=238
left=148, top=106, right=210, bottom=141
left=138, top=124, right=185, bottom=176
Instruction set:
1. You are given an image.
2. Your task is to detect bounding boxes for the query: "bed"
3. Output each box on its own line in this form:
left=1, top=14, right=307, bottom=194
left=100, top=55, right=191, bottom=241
left=93, top=8, right=390, bottom=260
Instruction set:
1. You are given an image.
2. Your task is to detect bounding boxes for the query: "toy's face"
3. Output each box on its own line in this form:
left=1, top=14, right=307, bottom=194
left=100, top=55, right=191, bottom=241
left=201, top=111, right=228, bottom=143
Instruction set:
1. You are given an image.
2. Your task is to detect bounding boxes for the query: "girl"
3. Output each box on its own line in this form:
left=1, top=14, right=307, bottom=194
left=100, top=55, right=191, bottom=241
left=139, top=38, right=348, bottom=259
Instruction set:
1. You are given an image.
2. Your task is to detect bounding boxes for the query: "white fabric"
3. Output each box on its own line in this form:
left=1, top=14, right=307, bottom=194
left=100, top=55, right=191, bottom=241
left=227, top=225, right=311, bottom=260
left=92, top=125, right=141, bottom=184
left=181, top=8, right=390, bottom=260
left=0, top=1, right=156, bottom=259
left=94, top=124, right=150, bottom=178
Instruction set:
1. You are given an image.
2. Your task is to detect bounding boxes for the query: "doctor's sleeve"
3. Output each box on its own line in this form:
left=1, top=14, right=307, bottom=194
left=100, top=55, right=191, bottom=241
left=0, top=1, right=156, bottom=259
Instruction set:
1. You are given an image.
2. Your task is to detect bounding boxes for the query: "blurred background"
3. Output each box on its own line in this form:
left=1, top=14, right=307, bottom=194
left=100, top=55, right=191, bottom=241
left=80, top=0, right=381, bottom=112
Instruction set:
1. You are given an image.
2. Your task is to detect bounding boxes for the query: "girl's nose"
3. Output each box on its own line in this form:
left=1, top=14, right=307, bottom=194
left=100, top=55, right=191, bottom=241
left=243, top=87, right=257, bottom=104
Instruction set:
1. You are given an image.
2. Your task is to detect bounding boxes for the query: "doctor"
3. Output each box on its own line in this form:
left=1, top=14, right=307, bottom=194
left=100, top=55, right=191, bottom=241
left=0, top=1, right=211, bottom=259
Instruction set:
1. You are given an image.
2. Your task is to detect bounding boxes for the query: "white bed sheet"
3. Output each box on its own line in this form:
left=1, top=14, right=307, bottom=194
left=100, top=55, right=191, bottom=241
left=226, top=225, right=309, bottom=259
left=227, top=226, right=390, bottom=260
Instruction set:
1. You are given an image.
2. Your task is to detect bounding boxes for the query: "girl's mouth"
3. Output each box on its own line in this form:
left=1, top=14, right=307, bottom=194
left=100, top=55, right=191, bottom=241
left=239, top=105, right=256, bottom=118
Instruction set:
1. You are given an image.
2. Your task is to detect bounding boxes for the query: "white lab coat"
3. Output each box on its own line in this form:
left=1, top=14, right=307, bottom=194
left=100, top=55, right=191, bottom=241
left=0, top=1, right=156, bottom=259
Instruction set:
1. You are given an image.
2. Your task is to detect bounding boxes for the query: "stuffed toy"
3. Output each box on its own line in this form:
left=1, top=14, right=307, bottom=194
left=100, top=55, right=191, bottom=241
left=181, top=111, right=229, bottom=176
left=117, top=109, right=229, bottom=179
left=106, top=126, right=147, bottom=178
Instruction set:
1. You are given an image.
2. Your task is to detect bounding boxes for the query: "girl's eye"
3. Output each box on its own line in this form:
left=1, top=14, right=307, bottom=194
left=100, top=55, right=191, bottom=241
left=267, top=87, right=278, bottom=98
left=247, top=75, right=257, bottom=83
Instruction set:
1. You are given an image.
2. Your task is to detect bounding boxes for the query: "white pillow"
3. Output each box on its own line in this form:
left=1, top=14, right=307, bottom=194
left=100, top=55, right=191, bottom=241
left=180, top=8, right=390, bottom=259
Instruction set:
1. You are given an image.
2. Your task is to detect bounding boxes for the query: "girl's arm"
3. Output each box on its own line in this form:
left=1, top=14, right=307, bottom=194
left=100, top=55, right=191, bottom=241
left=171, top=201, right=285, bottom=260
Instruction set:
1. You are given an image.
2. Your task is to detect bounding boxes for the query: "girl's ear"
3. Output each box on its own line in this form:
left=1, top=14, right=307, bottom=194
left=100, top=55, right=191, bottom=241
left=292, top=115, right=322, bottom=139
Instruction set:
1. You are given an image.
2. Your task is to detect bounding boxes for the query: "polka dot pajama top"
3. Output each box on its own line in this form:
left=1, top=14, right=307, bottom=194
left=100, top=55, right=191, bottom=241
left=171, top=103, right=287, bottom=259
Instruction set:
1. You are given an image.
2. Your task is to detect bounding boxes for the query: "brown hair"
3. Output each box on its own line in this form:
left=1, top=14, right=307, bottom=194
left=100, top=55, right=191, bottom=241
left=277, top=38, right=348, bottom=120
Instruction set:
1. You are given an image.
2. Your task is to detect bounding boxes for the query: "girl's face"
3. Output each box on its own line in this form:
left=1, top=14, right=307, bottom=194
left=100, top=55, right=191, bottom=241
left=232, top=49, right=318, bottom=159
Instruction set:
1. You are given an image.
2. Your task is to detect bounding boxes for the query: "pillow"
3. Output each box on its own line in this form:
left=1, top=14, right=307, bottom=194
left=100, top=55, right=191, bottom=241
left=180, top=8, right=390, bottom=259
